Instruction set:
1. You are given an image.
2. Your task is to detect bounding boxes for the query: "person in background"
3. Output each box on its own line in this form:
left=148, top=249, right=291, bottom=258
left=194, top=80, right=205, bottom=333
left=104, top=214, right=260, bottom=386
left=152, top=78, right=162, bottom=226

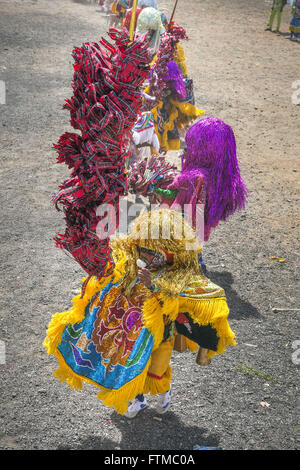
left=265, top=0, right=287, bottom=33
left=289, top=0, right=300, bottom=40
left=110, top=0, right=130, bottom=26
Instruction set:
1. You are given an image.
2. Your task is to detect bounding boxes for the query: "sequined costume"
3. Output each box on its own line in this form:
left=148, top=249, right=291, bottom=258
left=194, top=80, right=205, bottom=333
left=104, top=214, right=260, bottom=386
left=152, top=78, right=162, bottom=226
left=44, top=210, right=236, bottom=415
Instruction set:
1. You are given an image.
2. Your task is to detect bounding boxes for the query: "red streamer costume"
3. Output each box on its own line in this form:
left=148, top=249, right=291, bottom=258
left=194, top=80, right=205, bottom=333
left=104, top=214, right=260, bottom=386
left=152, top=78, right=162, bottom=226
left=52, top=29, right=151, bottom=279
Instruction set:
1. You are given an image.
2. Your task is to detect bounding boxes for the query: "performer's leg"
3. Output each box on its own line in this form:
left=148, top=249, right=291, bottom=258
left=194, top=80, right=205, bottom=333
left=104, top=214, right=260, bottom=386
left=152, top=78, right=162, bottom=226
left=143, top=337, right=174, bottom=396
left=124, top=338, right=174, bottom=419
left=276, top=11, right=283, bottom=32
left=266, top=9, right=275, bottom=29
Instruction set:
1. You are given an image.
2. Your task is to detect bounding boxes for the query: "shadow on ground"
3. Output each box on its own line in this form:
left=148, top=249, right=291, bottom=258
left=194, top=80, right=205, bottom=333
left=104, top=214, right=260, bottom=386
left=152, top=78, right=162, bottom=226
left=56, top=408, right=220, bottom=450
left=207, top=271, right=260, bottom=320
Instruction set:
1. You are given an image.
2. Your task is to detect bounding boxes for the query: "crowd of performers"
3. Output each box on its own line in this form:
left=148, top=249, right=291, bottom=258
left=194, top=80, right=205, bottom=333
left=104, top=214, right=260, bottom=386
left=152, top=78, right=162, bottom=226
left=266, top=0, right=300, bottom=41
left=44, top=1, right=248, bottom=419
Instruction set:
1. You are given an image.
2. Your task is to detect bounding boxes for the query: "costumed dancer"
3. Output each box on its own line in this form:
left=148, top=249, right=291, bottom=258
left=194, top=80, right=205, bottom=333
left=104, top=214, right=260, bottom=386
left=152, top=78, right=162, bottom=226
left=289, top=0, right=300, bottom=40
left=135, top=6, right=165, bottom=55
left=154, top=118, right=248, bottom=242
left=123, top=3, right=162, bottom=165
left=49, top=28, right=152, bottom=282
left=44, top=209, right=236, bottom=417
left=110, top=0, right=130, bottom=27
left=128, top=118, right=248, bottom=272
left=265, top=0, right=287, bottom=33
left=136, top=0, right=169, bottom=26
left=139, top=9, right=204, bottom=151
left=123, top=0, right=168, bottom=35
left=125, top=6, right=164, bottom=162
left=130, top=110, right=160, bottom=163
left=127, top=7, right=192, bottom=160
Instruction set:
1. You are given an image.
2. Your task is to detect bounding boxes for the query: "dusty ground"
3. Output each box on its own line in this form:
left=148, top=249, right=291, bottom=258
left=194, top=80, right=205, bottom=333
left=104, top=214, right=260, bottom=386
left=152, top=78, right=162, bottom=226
left=0, top=0, right=299, bottom=452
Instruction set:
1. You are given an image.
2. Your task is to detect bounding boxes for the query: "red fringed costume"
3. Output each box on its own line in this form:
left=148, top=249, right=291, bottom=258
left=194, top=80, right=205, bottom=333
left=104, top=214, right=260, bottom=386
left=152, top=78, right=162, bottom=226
left=52, top=29, right=151, bottom=278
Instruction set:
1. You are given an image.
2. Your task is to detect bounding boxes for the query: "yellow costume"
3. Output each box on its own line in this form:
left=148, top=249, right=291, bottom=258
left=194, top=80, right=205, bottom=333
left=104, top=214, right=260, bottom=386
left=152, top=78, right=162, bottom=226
left=149, top=44, right=204, bottom=151
left=44, top=210, right=235, bottom=415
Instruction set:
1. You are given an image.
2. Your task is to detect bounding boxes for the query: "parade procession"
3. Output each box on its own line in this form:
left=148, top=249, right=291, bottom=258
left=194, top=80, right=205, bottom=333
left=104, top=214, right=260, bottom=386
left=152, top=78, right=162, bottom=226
left=43, top=0, right=248, bottom=420
left=1, top=0, right=299, bottom=454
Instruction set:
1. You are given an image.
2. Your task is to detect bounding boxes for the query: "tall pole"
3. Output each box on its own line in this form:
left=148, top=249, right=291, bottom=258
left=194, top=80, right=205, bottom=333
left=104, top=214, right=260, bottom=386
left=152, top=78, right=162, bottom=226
left=169, top=0, right=179, bottom=26
left=129, top=0, right=138, bottom=41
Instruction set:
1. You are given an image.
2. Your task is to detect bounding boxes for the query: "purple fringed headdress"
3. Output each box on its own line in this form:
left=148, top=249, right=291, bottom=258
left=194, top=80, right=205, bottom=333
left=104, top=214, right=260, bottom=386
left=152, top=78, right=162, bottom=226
left=163, top=61, right=186, bottom=100
left=167, top=117, right=248, bottom=240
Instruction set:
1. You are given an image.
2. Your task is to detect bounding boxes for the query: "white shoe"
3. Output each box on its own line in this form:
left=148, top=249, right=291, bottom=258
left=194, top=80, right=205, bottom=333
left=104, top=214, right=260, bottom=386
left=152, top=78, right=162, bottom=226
left=124, top=395, right=147, bottom=419
left=156, top=388, right=171, bottom=414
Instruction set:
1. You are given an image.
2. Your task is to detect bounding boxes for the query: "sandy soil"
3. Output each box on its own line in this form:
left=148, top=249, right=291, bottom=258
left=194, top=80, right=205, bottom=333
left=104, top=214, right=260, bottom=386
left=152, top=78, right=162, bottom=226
left=0, top=0, right=299, bottom=451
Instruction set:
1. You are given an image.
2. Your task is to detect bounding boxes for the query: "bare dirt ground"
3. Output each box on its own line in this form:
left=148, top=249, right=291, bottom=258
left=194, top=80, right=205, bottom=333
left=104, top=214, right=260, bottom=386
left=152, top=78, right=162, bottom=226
left=0, top=0, right=299, bottom=452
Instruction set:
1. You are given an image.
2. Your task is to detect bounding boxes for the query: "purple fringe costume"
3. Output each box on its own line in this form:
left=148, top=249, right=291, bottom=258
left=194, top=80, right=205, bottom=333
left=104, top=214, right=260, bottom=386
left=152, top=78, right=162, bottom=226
left=167, top=117, right=248, bottom=241
left=163, top=61, right=187, bottom=100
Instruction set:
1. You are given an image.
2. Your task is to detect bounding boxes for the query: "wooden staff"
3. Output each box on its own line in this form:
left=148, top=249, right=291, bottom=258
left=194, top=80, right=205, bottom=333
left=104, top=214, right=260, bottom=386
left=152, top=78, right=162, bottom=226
left=129, top=0, right=138, bottom=41
left=169, top=0, right=179, bottom=26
